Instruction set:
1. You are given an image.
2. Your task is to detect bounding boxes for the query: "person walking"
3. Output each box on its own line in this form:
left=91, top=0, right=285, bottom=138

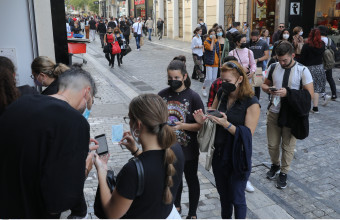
left=319, top=25, right=338, bottom=101
left=145, top=17, right=153, bottom=41
left=216, top=26, right=226, bottom=67
left=108, top=17, right=116, bottom=29
left=97, top=19, right=107, bottom=48
left=31, top=56, right=69, bottom=95
left=261, top=42, right=314, bottom=189
left=157, top=18, right=164, bottom=40
left=202, top=28, right=220, bottom=97
left=248, top=30, right=270, bottom=100
left=191, top=27, right=204, bottom=80
left=260, top=29, right=271, bottom=68
left=104, top=27, right=116, bottom=68
left=89, top=17, right=97, bottom=41
left=300, top=29, right=326, bottom=113
left=292, top=26, right=304, bottom=62
left=122, top=19, right=131, bottom=45
left=193, top=61, right=260, bottom=218
left=272, top=23, right=285, bottom=44
left=159, top=60, right=204, bottom=219
left=133, top=17, right=143, bottom=51
left=113, top=27, right=125, bottom=67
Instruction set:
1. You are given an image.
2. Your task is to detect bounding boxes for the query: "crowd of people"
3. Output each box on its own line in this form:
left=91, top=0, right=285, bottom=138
left=0, top=16, right=339, bottom=219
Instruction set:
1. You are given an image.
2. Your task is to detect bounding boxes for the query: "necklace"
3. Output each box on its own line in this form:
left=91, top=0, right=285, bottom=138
left=58, top=94, right=70, bottom=104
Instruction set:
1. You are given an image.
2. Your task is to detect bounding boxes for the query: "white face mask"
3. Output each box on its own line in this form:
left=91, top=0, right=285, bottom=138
left=283, top=34, right=289, bottom=40
left=299, top=31, right=303, bottom=36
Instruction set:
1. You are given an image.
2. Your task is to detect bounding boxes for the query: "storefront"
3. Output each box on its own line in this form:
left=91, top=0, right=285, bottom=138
left=249, top=0, right=277, bottom=36
left=130, top=0, right=153, bottom=19
left=314, top=0, right=340, bottom=30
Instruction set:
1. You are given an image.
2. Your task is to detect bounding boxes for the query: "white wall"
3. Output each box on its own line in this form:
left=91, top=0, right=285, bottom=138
left=0, top=0, right=36, bottom=86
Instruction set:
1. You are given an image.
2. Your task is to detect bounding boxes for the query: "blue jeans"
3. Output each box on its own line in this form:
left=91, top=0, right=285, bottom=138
left=136, top=34, right=141, bottom=49
left=148, top=29, right=152, bottom=40
left=212, top=151, right=250, bottom=219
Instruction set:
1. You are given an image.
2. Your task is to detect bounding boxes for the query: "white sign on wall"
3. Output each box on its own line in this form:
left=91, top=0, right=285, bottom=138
left=290, top=2, right=300, bottom=15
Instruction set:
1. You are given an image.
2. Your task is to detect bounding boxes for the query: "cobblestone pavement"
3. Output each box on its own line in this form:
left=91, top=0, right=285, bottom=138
left=64, top=34, right=340, bottom=219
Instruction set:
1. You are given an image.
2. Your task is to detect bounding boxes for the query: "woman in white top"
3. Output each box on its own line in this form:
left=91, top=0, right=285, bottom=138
left=229, top=34, right=256, bottom=80
left=191, top=27, right=204, bottom=80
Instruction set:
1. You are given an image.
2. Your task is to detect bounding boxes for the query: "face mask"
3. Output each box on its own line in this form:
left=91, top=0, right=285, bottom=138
left=197, top=34, right=200, bottom=37
left=210, top=35, right=215, bottom=39
left=221, top=81, right=237, bottom=94
left=34, top=78, right=43, bottom=87
left=217, top=32, right=223, bottom=37
left=299, top=31, right=303, bottom=36
left=168, top=80, right=183, bottom=91
left=82, top=98, right=91, bottom=120
left=240, top=43, right=247, bottom=49
left=108, top=31, right=112, bottom=34
left=283, top=34, right=289, bottom=40
left=280, top=58, right=293, bottom=69
left=115, top=32, right=119, bottom=34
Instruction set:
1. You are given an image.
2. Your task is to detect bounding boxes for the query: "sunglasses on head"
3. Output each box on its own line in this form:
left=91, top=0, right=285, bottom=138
left=223, top=62, right=243, bottom=75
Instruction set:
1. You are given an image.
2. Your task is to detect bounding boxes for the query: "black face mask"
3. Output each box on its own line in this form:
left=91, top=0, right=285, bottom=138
left=168, top=80, right=183, bottom=91
left=240, top=43, right=247, bottom=49
left=108, top=32, right=112, bottom=34
left=281, top=58, right=293, bottom=69
left=221, top=81, right=237, bottom=94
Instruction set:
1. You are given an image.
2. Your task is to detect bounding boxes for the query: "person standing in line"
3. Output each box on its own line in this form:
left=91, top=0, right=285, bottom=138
left=229, top=22, right=240, bottom=34
left=292, top=26, right=304, bottom=62
left=318, top=25, right=338, bottom=101
left=260, top=29, right=271, bottom=68
left=262, top=42, right=314, bottom=189
left=31, top=56, right=69, bottom=96
left=145, top=17, right=153, bottom=41
left=248, top=30, right=270, bottom=100
left=243, top=23, right=250, bottom=41
left=133, top=17, right=143, bottom=51
left=216, top=26, right=226, bottom=77
left=159, top=60, right=204, bottom=219
left=104, top=27, right=116, bottom=68
left=193, top=61, right=260, bottom=218
left=97, top=19, right=107, bottom=48
left=300, top=29, right=326, bottom=113
left=191, top=27, right=204, bottom=80
left=202, top=29, right=220, bottom=97
left=272, top=23, right=285, bottom=44
left=197, top=19, right=208, bottom=38
left=157, top=18, right=164, bottom=40
left=89, top=17, right=97, bottom=41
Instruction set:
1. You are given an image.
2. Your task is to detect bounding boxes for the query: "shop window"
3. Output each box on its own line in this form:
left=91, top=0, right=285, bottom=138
left=252, top=0, right=275, bottom=37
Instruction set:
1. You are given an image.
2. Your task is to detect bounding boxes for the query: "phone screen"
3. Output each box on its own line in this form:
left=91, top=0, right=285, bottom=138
left=95, top=134, right=109, bottom=155
left=269, top=87, right=277, bottom=91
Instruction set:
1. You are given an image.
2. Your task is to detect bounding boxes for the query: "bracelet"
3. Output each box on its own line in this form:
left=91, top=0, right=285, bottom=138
left=132, top=148, right=139, bottom=155
left=225, top=122, right=232, bottom=130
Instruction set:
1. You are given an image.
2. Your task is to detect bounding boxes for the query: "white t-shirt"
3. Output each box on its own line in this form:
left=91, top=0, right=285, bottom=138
left=321, top=36, right=329, bottom=46
left=266, top=62, right=313, bottom=113
left=191, top=36, right=203, bottom=56
left=133, top=22, right=142, bottom=35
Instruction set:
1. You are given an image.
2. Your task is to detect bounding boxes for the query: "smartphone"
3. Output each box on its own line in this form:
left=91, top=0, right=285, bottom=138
left=207, top=110, right=223, bottom=118
left=95, top=134, right=109, bottom=155
left=269, top=87, right=278, bottom=91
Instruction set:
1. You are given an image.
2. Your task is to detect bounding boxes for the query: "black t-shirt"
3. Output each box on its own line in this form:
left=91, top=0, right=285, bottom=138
left=158, top=88, right=205, bottom=161
left=214, top=89, right=259, bottom=149
left=17, top=85, right=39, bottom=96
left=0, top=95, right=90, bottom=218
left=89, top=20, right=96, bottom=29
left=108, top=21, right=116, bottom=29
left=248, top=39, right=269, bottom=68
left=116, top=144, right=184, bottom=219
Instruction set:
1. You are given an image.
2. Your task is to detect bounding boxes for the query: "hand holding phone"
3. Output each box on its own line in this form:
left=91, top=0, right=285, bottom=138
left=95, top=134, right=109, bottom=155
left=269, top=87, right=277, bottom=92
left=207, top=110, right=223, bottom=118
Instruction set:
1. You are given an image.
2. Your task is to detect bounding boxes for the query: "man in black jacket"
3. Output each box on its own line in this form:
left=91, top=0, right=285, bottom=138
left=261, top=42, right=314, bottom=189
left=108, top=17, right=116, bottom=29
left=97, top=19, right=107, bottom=48
left=89, top=17, right=97, bottom=41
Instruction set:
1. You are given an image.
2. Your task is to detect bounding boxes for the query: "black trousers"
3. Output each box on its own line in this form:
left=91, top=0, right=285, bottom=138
left=105, top=52, right=114, bottom=66
left=124, top=34, right=130, bottom=45
left=325, top=69, right=337, bottom=97
left=254, top=86, right=261, bottom=100
left=70, top=193, right=87, bottom=217
left=99, top=33, right=105, bottom=48
left=174, top=158, right=200, bottom=217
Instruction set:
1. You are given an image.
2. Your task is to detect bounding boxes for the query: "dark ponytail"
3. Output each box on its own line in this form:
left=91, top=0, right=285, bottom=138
left=167, top=59, right=191, bottom=88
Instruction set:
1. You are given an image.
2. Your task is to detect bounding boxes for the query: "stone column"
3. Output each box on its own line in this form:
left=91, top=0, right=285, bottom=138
left=191, top=0, right=197, bottom=32
left=235, top=0, right=240, bottom=22
left=204, top=0, right=207, bottom=23
left=158, top=0, right=164, bottom=19
left=173, top=0, right=179, bottom=38
left=216, top=0, right=224, bottom=27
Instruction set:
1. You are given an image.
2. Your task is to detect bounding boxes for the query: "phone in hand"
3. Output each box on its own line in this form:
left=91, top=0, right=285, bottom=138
left=207, top=110, right=223, bottom=118
left=269, top=87, right=278, bottom=92
left=95, top=134, right=109, bottom=155
left=168, top=120, right=177, bottom=126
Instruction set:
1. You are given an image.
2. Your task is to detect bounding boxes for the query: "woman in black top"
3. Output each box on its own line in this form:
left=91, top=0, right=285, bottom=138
left=193, top=61, right=260, bottom=219
left=31, top=56, right=69, bottom=95
left=158, top=60, right=204, bottom=219
left=300, top=28, right=326, bottom=113
left=94, top=94, right=184, bottom=219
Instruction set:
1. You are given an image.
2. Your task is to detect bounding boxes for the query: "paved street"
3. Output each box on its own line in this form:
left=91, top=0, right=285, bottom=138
left=64, top=34, right=340, bottom=219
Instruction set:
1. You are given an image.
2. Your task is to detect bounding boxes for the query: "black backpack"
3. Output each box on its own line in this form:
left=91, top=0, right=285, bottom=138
left=200, top=23, right=207, bottom=35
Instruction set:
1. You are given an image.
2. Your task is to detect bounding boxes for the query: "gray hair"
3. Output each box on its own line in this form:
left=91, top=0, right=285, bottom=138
left=58, top=64, right=97, bottom=96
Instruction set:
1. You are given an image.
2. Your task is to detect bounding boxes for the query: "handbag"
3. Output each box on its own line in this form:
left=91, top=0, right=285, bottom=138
left=251, top=67, right=264, bottom=87
left=140, top=36, right=144, bottom=46
left=121, top=45, right=132, bottom=56
left=111, top=41, right=121, bottom=55
left=94, top=157, right=144, bottom=218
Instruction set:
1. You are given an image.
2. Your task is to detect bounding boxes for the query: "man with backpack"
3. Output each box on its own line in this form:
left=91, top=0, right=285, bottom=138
left=197, top=19, right=207, bottom=40
left=318, top=25, right=337, bottom=101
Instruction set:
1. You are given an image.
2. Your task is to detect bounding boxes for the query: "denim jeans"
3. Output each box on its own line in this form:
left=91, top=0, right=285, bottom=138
left=136, top=34, right=141, bottom=49
left=148, top=29, right=152, bottom=40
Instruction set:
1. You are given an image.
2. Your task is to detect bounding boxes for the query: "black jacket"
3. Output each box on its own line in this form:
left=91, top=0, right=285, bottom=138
left=108, top=21, right=116, bottom=29
left=97, top=23, right=106, bottom=34
left=278, top=88, right=311, bottom=140
left=41, top=79, right=59, bottom=96
left=300, top=43, right=325, bottom=66
left=89, top=20, right=96, bottom=30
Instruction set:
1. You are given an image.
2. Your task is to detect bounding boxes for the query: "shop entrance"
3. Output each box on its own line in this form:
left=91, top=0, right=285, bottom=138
left=224, top=0, right=235, bottom=30
left=251, top=0, right=276, bottom=36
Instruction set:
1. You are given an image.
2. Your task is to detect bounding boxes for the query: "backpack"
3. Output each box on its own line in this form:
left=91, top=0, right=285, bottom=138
left=323, top=38, right=335, bottom=70
left=200, top=23, right=207, bottom=35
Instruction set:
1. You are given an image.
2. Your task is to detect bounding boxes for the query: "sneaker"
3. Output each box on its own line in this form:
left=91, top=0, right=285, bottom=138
left=322, top=94, right=331, bottom=106
left=266, top=164, right=280, bottom=179
left=311, top=106, right=319, bottom=114
left=276, top=172, right=288, bottom=189
left=245, top=181, right=255, bottom=192
left=331, top=95, right=337, bottom=101
left=199, top=78, right=205, bottom=83
left=202, top=89, right=207, bottom=97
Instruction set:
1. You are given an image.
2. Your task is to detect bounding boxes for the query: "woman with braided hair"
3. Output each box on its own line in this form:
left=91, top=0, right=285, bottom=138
left=31, top=56, right=69, bottom=95
left=94, top=94, right=185, bottom=218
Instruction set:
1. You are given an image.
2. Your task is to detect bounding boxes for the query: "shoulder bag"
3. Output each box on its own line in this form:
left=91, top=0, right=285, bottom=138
left=247, top=49, right=264, bottom=87
left=94, top=157, right=144, bottom=218
left=133, top=23, right=139, bottom=38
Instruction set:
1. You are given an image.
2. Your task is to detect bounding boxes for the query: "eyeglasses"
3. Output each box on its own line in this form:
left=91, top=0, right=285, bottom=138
left=223, top=62, right=243, bottom=75
left=123, top=116, right=130, bottom=124
left=279, top=26, right=284, bottom=28
left=30, top=75, right=35, bottom=79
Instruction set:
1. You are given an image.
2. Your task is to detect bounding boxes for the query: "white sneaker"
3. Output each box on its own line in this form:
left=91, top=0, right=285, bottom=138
left=245, top=181, right=255, bottom=192
left=322, top=94, right=331, bottom=106
left=202, top=89, right=207, bottom=97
